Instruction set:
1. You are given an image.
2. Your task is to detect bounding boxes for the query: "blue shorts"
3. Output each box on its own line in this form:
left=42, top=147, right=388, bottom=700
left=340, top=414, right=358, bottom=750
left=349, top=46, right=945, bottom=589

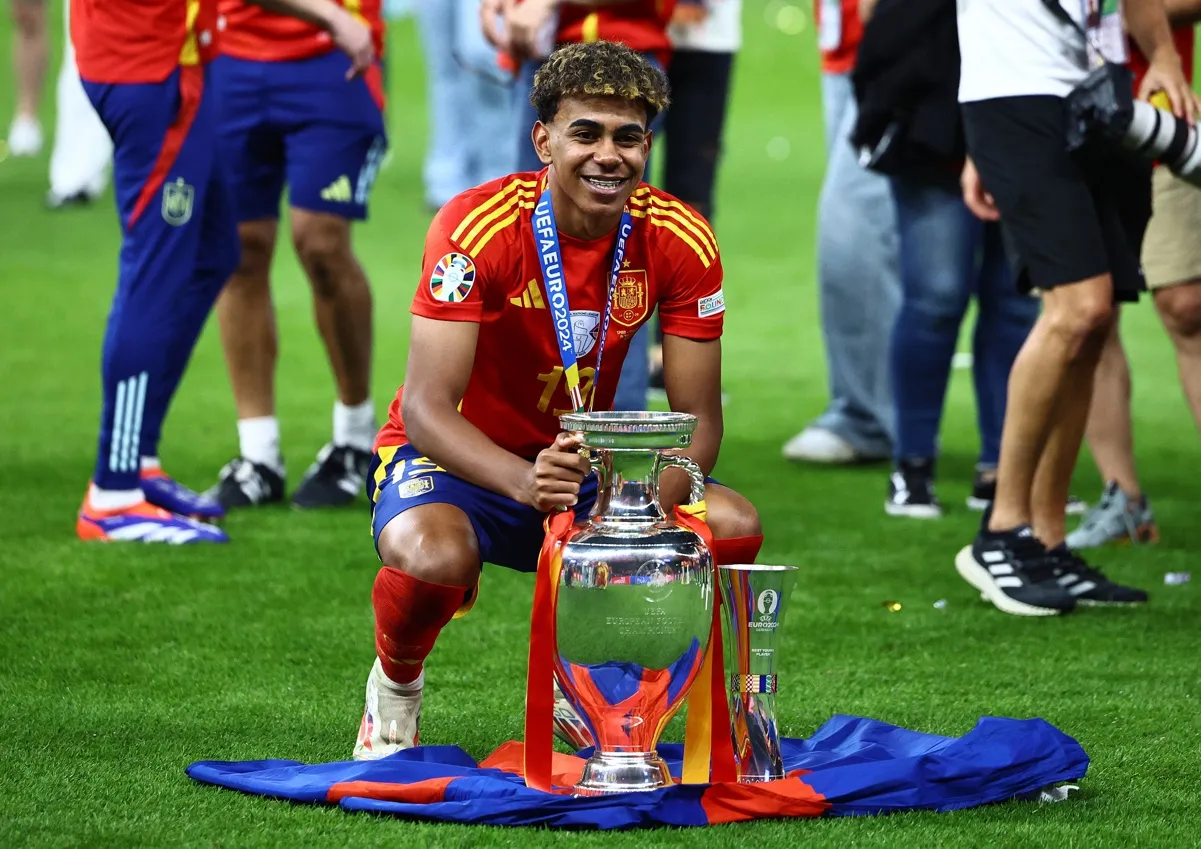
left=211, top=52, right=388, bottom=222
left=367, top=443, right=602, bottom=573
left=367, top=443, right=719, bottom=573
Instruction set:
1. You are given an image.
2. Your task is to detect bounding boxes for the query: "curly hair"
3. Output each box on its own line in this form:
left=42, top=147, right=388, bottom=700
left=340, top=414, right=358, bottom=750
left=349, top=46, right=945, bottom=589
left=529, top=41, right=671, bottom=127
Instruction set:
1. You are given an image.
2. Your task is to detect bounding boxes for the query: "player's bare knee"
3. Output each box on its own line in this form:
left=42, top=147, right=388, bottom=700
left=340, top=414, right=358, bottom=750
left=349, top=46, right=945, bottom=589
left=235, top=222, right=275, bottom=279
left=12, top=1, right=44, bottom=35
left=1156, top=284, right=1201, bottom=339
left=292, top=218, right=354, bottom=299
left=706, top=488, right=762, bottom=540
left=377, top=515, right=480, bottom=588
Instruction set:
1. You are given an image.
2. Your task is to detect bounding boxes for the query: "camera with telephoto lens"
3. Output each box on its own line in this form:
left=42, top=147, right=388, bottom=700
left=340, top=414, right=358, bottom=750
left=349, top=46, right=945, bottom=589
left=1065, top=62, right=1201, bottom=187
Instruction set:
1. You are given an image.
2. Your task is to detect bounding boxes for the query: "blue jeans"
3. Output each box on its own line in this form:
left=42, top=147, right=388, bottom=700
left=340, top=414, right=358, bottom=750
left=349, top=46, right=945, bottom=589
left=809, top=73, right=899, bottom=457
left=515, top=57, right=663, bottom=411
left=888, top=175, right=1040, bottom=467
left=416, top=0, right=516, bottom=206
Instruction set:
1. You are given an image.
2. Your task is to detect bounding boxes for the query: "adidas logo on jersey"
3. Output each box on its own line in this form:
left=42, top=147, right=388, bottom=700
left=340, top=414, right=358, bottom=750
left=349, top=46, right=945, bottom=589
left=509, top=279, right=546, bottom=309
left=321, top=175, right=352, bottom=203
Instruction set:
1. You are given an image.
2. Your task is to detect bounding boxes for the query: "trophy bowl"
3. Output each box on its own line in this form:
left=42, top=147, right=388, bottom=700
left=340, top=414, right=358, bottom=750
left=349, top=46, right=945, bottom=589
left=554, top=410, right=715, bottom=796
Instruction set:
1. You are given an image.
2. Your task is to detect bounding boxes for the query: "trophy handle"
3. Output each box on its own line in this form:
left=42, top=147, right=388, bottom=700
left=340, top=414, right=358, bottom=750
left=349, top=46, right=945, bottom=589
left=657, top=454, right=706, bottom=506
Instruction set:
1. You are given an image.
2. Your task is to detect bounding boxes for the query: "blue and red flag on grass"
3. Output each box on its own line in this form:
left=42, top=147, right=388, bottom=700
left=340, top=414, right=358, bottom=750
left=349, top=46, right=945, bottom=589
left=186, top=713, right=1088, bottom=829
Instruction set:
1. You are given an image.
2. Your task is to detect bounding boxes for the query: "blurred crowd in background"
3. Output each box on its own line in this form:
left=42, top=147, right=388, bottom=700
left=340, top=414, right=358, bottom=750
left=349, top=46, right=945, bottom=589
left=6, top=0, right=1197, bottom=555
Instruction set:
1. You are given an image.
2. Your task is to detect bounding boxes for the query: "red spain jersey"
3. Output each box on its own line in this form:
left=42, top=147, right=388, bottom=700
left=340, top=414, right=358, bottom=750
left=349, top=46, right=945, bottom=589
left=557, top=0, right=677, bottom=56
left=72, top=0, right=220, bottom=84
left=217, top=0, right=385, bottom=63
left=375, top=170, right=725, bottom=460
left=814, top=0, right=862, bottom=75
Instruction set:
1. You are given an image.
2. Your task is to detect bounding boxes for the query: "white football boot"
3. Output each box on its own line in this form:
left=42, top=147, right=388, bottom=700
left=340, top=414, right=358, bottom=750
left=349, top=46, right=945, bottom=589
left=352, top=658, right=423, bottom=760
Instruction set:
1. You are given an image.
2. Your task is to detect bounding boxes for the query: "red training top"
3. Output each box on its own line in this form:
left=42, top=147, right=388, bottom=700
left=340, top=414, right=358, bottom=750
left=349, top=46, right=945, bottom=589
left=72, top=0, right=220, bottom=83
left=217, top=0, right=385, bottom=63
left=376, top=169, right=726, bottom=460
left=814, top=0, right=862, bottom=76
left=556, top=0, right=677, bottom=55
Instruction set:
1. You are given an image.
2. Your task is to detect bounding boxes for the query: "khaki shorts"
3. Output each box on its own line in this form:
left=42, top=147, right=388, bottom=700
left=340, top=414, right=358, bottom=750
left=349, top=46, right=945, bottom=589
left=1143, top=166, right=1201, bottom=289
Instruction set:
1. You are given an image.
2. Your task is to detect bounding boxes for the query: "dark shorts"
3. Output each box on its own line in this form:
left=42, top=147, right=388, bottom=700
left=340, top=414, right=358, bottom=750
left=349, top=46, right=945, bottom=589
left=211, top=52, right=388, bottom=222
left=961, top=95, right=1152, bottom=302
left=367, top=443, right=716, bottom=573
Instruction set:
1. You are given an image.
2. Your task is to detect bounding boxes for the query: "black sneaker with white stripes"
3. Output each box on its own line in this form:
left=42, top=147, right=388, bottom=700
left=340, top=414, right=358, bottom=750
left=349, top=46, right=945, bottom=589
left=955, top=524, right=1076, bottom=616
left=1044, top=545, right=1148, bottom=607
left=886, top=459, right=942, bottom=518
left=208, top=457, right=286, bottom=510
left=291, top=443, right=372, bottom=509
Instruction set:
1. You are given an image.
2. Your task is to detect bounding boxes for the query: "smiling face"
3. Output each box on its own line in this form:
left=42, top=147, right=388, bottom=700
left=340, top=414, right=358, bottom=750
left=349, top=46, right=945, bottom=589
left=532, top=94, right=651, bottom=238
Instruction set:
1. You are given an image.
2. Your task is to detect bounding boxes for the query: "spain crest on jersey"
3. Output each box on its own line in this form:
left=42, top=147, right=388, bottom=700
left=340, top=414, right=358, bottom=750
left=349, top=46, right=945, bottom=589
left=611, top=269, right=649, bottom=327
left=161, top=177, right=194, bottom=227
left=430, top=253, right=477, bottom=303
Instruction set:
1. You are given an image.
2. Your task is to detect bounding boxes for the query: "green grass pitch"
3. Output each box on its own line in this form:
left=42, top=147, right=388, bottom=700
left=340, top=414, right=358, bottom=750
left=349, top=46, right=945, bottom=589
left=1, top=8, right=1199, bottom=847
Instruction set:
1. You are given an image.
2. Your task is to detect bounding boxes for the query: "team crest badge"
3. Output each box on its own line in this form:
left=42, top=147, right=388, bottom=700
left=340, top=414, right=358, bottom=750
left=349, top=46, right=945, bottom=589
left=570, top=310, right=601, bottom=358
left=611, top=270, right=649, bottom=327
left=430, top=253, right=476, bottom=303
left=161, top=177, right=194, bottom=227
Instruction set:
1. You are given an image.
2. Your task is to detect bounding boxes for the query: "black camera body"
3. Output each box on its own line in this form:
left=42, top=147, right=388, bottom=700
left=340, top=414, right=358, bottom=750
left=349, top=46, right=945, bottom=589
left=1064, top=62, right=1201, bottom=187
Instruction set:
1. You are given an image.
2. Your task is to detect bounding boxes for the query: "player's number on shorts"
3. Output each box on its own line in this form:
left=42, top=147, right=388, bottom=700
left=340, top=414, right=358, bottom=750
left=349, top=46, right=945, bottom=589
left=536, top=366, right=596, bottom=415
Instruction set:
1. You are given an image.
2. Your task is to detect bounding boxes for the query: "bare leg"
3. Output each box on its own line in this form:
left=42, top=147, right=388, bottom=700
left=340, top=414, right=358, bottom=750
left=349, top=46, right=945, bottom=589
left=1031, top=313, right=1112, bottom=548
left=290, top=209, right=373, bottom=406
left=11, top=0, right=46, bottom=121
left=215, top=220, right=279, bottom=420
left=989, top=276, right=1114, bottom=533
left=1081, top=312, right=1142, bottom=497
left=1155, top=280, right=1201, bottom=433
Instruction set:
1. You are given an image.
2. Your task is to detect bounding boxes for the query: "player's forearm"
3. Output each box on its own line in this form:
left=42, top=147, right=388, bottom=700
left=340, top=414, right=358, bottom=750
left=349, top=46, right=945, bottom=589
left=1164, top=0, right=1201, bottom=26
left=403, top=402, right=532, bottom=501
left=246, top=0, right=345, bottom=29
left=1127, top=0, right=1180, bottom=65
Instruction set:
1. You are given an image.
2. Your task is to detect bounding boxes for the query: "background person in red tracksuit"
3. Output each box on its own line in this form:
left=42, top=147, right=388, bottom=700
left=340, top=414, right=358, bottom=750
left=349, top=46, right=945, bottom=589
left=72, top=0, right=374, bottom=544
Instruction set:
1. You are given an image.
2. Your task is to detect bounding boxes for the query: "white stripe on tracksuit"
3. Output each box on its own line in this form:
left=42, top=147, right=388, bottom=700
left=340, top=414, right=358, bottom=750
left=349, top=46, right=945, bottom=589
left=109, top=371, right=148, bottom=473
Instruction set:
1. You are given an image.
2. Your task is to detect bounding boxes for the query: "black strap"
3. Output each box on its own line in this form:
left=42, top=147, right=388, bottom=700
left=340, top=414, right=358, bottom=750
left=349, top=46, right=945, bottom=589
left=1041, top=0, right=1090, bottom=40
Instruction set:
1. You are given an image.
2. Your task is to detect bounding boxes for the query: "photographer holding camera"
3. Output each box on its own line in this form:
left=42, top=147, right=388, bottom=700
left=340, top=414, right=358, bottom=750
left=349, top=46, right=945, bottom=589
left=953, top=0, right=1200, bottom=617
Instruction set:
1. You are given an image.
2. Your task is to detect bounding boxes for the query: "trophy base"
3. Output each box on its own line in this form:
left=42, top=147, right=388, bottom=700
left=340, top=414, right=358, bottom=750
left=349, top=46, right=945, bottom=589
left=573, top=751, right=673, bottom=796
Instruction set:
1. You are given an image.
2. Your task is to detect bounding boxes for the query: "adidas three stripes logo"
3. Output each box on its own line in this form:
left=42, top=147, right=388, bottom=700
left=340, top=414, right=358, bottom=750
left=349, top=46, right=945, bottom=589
left=109, top=371, right=148, bottom=474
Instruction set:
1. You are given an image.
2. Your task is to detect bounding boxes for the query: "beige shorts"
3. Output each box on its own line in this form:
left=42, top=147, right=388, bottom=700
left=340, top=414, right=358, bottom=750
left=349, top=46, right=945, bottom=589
left=1142, top=166, right=1201, bottom=289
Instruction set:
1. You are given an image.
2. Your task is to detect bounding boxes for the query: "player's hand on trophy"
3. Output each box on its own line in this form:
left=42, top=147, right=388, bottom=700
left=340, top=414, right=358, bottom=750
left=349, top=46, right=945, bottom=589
left=522, top=432, right=591, bottom=512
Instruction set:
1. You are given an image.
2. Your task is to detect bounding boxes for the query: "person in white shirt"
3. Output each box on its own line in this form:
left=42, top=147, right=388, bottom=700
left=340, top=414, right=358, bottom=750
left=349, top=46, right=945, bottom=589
left=45, top=0, right=113, bottom=208
left=953, top=0, right=1197, bottom=617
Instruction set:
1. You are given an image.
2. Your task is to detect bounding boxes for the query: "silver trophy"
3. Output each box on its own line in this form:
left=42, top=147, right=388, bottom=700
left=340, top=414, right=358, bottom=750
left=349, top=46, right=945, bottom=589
left=718, top=564, right=798, bottom=782
left=553, top=410, right=715, bottom=796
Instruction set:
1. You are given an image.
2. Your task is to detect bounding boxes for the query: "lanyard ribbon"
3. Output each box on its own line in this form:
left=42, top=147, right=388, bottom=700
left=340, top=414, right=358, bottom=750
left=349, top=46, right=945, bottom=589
left=532, top=188, right=634, bottom=413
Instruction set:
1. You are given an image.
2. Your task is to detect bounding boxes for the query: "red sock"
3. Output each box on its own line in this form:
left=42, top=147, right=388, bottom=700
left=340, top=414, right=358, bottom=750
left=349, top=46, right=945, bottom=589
left=712, top=534, right=764, bottom=566
left=372, top=567, right=470, bottom=684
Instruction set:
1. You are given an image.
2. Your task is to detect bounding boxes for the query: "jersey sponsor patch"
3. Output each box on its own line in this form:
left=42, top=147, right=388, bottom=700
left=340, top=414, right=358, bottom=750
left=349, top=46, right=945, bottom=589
left=570, top=310, right=601, bottom=358
left=430, top=253, right=476, bottom=303
left=698, top=289, right=726, bottom=318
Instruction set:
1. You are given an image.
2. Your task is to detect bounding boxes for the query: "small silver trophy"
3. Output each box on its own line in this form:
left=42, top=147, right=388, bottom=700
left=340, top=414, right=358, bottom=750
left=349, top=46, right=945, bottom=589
left=718, top=564, right=798, bottom=782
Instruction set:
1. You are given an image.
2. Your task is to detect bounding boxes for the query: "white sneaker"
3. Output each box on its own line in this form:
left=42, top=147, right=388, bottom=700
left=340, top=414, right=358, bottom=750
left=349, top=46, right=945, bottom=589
left=7, top=116, right=43, bottom=157
left=552, top=680, right=594, bottom=750
left=352, top=658, right=422, bottom=760
left=782, top=427, right=860, bottom=464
